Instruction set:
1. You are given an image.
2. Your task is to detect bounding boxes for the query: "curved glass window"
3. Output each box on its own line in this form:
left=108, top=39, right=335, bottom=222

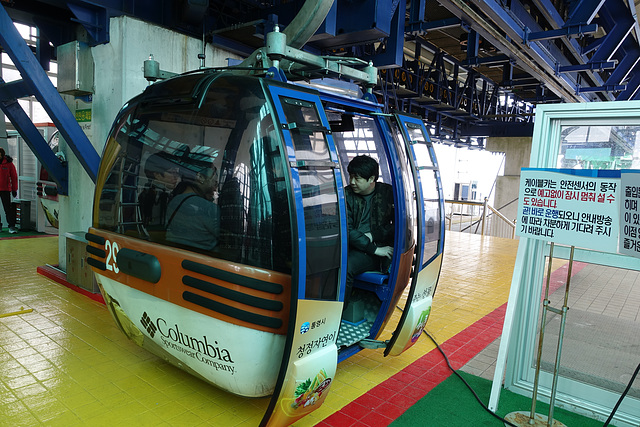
left=95, top=74, right=292, bottom=273
left=403, top=122, right=441, bottom=264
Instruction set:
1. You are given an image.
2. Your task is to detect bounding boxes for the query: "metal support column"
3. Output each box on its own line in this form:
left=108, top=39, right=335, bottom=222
left=0, top=5, right=100, bottom=193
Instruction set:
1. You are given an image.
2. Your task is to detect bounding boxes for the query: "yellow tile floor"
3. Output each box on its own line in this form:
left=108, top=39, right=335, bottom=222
left=0, top=232, right=519, bottom=426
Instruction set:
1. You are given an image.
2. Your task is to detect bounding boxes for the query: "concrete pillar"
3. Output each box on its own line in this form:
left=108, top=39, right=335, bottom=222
left=56, top=16, right=240, bottom=270
left=485, top=136, right=532, bottom=223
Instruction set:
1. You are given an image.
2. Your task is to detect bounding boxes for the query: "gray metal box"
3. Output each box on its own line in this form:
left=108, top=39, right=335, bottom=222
left=57, top=41, right=94, bottom=95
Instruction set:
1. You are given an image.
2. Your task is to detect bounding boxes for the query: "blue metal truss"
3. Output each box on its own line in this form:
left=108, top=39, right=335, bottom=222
left=0, top=5, right=100, bottom=193
left=375, top=42, right=535, bottom=147
left=4, top=0, right=640, bottom=153
left=435, top=0, right=640, bottom=102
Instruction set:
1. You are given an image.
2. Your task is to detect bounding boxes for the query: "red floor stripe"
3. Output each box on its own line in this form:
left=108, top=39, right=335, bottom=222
left=37, top=264, right=106, bottom=305
left=318, top=259, right=588, bottom=426
left=0, top=233, right=55, bottom=240
left=317, top=304, right=507, bottom=427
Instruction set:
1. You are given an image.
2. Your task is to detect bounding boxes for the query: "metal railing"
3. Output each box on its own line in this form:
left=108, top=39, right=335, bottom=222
left=445, top=198, right=516, bottom=239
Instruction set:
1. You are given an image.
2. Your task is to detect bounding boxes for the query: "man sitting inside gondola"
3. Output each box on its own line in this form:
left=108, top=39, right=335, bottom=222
left=344, top=155, right=394, bottom=307
left=165, top=152, right=220, bottom=251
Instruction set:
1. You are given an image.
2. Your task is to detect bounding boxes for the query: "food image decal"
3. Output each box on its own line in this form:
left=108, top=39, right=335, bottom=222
left=410, top=307, right=431, bottom=343
left=292, top=369, right=332, bottom=409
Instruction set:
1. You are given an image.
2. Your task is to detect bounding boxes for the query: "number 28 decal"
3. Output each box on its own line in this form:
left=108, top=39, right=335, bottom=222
left=105, top=240, right=120, bottom=273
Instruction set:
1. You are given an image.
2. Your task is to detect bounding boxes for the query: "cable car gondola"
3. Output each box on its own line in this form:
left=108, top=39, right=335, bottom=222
left=86, top=29, right=445, bottom=426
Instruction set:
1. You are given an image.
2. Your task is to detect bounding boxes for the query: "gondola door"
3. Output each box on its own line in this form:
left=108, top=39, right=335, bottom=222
left=385, top=113, right=445, bottom=356
left=260, top=84, right=346, bottom=426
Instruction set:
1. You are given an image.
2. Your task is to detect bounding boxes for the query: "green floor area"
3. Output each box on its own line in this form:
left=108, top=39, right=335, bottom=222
left=392, top=371, right=608, bottom=427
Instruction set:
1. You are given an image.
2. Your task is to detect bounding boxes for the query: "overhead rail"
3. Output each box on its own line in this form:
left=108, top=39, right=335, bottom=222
left=376, top=40, right=535, bottom=145
left=432, top=0, right=640, bottom=101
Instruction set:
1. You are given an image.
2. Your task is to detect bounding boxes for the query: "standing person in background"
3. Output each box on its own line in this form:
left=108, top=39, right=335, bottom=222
left=0, top=147, right=18, bottom=233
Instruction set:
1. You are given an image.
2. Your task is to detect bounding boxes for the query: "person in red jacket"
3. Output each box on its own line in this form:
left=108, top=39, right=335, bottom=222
left=0, top=147, right=18, bottom=233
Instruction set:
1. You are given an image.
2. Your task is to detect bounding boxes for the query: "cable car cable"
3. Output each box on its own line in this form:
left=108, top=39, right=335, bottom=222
left=395, top=305, right=516, bottom=426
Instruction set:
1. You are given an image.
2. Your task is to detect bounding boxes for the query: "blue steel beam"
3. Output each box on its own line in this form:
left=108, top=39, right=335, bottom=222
left=0, top=80, right=68, bottom=194
left=376, top=41, right=541, bottom=139
left=566, top=0, right=607, bottom=25
left=463, top=54, right=511, bottom=67
left=617, top=64, right=640, bottom=100
left=371, top=0, right=405, bottom=68
left=409, top=0, right=425, bottom=23
left=606, top=48, right=640, bottom=85
left=0, top=5, right=100, bottom=184
left=527, top=0, right=611, bottom=98
left=530, top=0, right=593, bottom=63
left=557, top=61, right=616, bottom=73
left=525, top=24, right=598, bottom=42
left=463, top=29, right=510, bottom=67
left=0, top=80, right=32, bottom=100
left=577, top=84, right=627, bottom=92
left=405, top=17, right=461, bottom=34
left=480, top=0, right=636, bottom=100
left=67, top=2, right=109, bottom=45
left=437, top=0, right=583, bottom=101
left=588, top=16, right=634, bottom=63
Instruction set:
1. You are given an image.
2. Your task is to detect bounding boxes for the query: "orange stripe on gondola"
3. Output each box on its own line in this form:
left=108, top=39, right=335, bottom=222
left=87, top=228, right=291, bottom=335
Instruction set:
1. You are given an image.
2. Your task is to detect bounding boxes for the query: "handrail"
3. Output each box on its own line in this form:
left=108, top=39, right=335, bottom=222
left=484, top=201, right=516, bottom=239
left=445, top=198, right=517, bottom=239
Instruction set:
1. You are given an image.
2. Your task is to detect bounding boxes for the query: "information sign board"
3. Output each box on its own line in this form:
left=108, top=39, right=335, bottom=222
left=618, top=170, right=640, bottom=258
left=517, top=169, right=620, bottom=253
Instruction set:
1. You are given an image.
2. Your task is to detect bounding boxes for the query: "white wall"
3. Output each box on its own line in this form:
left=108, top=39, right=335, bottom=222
left=432, top=143, right=505, bottom=204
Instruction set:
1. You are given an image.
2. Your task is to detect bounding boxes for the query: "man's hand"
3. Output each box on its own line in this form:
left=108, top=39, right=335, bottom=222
left=364, top=232, right=373, bottom=242
left=374, top=245, right=393, bottom=259
left=12, top=191, right=17, bottom=198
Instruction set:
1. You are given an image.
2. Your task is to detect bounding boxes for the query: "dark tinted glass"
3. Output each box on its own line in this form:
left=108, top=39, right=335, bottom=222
left=95, top=74, right=292, bottom=273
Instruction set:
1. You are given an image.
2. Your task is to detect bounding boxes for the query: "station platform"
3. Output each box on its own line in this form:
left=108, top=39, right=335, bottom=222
left=0, top=231, right=569, bottom=426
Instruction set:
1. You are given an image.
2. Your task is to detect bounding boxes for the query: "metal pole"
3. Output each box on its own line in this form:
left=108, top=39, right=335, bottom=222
left=530, top=242, right=555, bottom=422
left=481, top=197, right=487, bottom=236
left=547, top=245, right=574, bottom=425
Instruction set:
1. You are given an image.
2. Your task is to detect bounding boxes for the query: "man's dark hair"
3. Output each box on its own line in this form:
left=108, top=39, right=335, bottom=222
left=347, top=155, right=379, bottom=181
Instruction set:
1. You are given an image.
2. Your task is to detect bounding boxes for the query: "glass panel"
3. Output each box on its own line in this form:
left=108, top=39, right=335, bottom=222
left=279, top=97, right=330, bottom=162
left=411, top=143, right=433, bottom=168
left=300, top=168, right=341, bottom=300
left=402, top=120, right=441, bottom=263
left=329, top=113, right=393, bottom=185
left=386, top=118, right=416, bottom=254
left=419, top=169, right=441, bottom=262
left=95, top=75, right=292, bottom=273
left=405, top=123, right=434, bottom=168
left=536, top=259, right=640, bottom=398
left=558, top=125, right=640, bottom=169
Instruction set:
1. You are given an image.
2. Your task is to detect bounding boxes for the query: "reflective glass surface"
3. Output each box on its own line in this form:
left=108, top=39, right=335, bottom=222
left=277, top=95, right=339, bottom=299
left=95, top=74, right=292, bottom=273
left=558, top=125, right=640, bottom=170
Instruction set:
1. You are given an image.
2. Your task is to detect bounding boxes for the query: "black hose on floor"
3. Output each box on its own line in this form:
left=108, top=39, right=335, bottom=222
left=602, top=360, right=640, bottom=427
left=394, top=305, right=516, bottom=426
left=422, top=328, right=517, bottom=427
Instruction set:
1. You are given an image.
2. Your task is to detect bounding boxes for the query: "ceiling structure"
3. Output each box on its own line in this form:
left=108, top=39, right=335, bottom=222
left=2, top=0, right=640, bottom=150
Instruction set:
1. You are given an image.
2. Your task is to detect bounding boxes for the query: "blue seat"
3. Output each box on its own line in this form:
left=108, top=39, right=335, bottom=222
left=353, top=272, right=390, bottom=300
left=354, top=271, right=388, bottom=286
